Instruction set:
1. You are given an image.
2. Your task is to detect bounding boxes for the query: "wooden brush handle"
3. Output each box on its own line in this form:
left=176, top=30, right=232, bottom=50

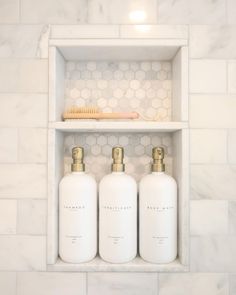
left=63, top=112, right=139, bottom=120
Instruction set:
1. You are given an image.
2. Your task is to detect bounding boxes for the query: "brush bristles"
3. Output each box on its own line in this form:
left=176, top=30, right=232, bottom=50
left=67, top=106, right=101, bottom=114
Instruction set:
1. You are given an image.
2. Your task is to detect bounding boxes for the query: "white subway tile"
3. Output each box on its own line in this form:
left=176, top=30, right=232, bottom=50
left=51, top=25, right=119, bottom=38
left=0, top=164, right=47, bottom=198
left=88, top=273, right=158, bottom=295
left=19, top=128, right=47, bottom=163
left=190, top=26, right=236, bottom=59
left=227, top=0, right=236, bottom=25
left=88, top=0, right=157, bottom=24
left=0, top=25, right=48, bottom=58
left=159, top=273, right=228, bottom=295
left=228, top=61, right=236, bottom=94
left=190, top=95, right=236, bottom=128
left=120, top=25, right=188, bottom=39
left=21, top=0, right=87, bottom=24
left=17, top=200, right=46, bottom=235
left=191, top=236, right=236, bottom=272
left=0, top=0, right=19, bottom=23
left=228, top=129, right=236, bottom=164
left=0, top=59, right=48, bottom=93
left=0, top=235, right=46, bottom=271
left=0, top=200, right=17, bottom=234
left=190, top=129, right=227, bottom=163
left=158, top=0, right=226, bottom=25
left=17, top=272, right=86, bottom=295
left=189, top=0, right=226, bottom=25
left=0, top=272, right=16, bottom=295
left=158, top=0, right=189, bottom=24
left=190, top=200, right=228, bottom=235
left=190, top=60, right=227, bottom=93
left=0, top=94, right=47, bottom=127
left=229, top=201, right=236, bottom=234
left=191, top=165, right=236, bottom=200
left=0, top=128, right=18, bottom=163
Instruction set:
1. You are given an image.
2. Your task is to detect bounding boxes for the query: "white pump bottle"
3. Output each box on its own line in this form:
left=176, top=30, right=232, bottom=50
left=139, top=147, right=177, bottom=263
left=59, top=147, right=97, bottom=263
left=99, top=147, right=137, bottom=263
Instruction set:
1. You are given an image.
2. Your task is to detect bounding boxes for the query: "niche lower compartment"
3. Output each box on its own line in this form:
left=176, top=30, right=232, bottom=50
left=47, top=126, right=189, bottom=272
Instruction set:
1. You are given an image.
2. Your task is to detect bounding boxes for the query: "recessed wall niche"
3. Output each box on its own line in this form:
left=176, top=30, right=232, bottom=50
left=48, top=38, right=189, bottom=272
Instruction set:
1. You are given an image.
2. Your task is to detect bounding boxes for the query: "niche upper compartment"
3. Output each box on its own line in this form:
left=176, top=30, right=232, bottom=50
left=49, top=39, right=188, bottom=131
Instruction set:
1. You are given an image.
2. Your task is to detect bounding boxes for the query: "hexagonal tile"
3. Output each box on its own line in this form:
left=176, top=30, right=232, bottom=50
left=119, top=62, right=129, bottom=71
left=140, top=135, right=151, bottom=146
left=102, top=144, right=111, bottom=156
left=152, top=98, right=162, bottom=108
left=130, top=98, right=140, bottom=108
left=87, top=62, right=96, bottom=71
left=97, top=80, right=108, bottom=89
left=130, top=80, right=140, bottom=90
left=151, top=61, right=161, bottom=71
left=141, top=62, right=151, bottom=71
left=113, top=70, right=124, bottom=80
left=70, top=88, right=80, bottom=99
left=135, top=70, right=145, bottom=80
left=108, top=98, right=118, bottom=108
left=119, top=136, right=129, bottom=146
left=114, top=88, right=123, bottom=99
left=92, top=70, right=102, bottom=79
left=86, top=135, right=96, bottom=145
left=124, top=70, right=135, bottom=80
left=108, top=135, right=118, bottom=146
left=97, top=135, right=107, bottom=146
left=91, top=145, right=101, bottom=156
left=81, top=70, right=91, bottom=79
left=151, top=136, right=161, bottom=146
left=81, top=88, right=91, bottom=99
left=157, top=89, right=167, bottom=99
left=157, top=70, right=168, bottom=80
left=158, top=107, right=168, bottom=118
left=135, top=89, right=145, bottom=99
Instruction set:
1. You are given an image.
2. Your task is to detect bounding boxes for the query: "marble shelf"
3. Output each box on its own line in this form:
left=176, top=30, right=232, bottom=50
left=47, top=256, right=188, bottom=272
left=49, top=121, right=188, bottom=132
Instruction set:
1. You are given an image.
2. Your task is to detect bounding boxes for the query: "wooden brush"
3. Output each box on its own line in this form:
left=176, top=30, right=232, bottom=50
left=63, top=106, right=139, bottom=120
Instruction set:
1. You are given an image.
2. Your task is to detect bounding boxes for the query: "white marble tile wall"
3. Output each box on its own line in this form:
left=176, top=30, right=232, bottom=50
left=0, top=0, right=236, bottom=294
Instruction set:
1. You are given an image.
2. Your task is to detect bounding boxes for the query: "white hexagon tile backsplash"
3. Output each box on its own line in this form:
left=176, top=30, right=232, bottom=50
left=64, top=132, right=173, bottom=182
left=65, top=61, right=172, bottom=121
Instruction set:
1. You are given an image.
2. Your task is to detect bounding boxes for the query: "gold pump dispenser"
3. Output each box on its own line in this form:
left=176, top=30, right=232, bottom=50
left=152, top=147, right=165, bottom=172
left=112, top=147, right=125, bottom=172
left=71, top=147, right=85, bottom=172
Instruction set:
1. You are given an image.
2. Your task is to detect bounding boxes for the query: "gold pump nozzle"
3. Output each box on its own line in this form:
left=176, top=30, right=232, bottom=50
left=112, top=146, right=125, bottom=172
left=151, top=147, right=165, bottom=172
left=71, top=147, right=85, bottom=172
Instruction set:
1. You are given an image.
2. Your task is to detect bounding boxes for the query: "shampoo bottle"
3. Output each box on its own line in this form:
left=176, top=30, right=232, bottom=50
left=139, top=147, right=177, bottom=263
left=99, top=147, right=137, bottom=263
left=59, top=147, right=97, bottom=263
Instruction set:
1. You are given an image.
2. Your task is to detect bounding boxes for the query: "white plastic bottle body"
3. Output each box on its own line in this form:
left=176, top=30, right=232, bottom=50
left=59, top=172, right=97, bottom=263
left=99, top=172, right=137, bottom=263
left=139, top=172, right=177, bottom=263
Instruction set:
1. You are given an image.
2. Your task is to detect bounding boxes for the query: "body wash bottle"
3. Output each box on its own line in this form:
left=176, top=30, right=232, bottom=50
left=59, top=147, right=97, bottom=263
left=139, top=147, right=177, bottom=263
left=99, top=147, right=137, bottom=263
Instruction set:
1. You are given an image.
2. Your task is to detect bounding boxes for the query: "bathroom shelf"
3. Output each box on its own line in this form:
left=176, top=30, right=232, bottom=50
left=47, top=33, right=189, bottom=272
left=49, top=121, right=188, bottom=132
left=47, top=256, right=188, bottom=272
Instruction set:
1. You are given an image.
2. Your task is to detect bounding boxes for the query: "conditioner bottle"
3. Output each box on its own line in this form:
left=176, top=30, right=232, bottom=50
left=139, top=147, right=177, bottom=263
left=99, top=147, right=137, bottom=263
left=59, top=147, right=97, bottom=263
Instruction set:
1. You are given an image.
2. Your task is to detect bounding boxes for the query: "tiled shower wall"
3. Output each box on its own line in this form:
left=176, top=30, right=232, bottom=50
left=0, top=1, right=236, bottom=295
